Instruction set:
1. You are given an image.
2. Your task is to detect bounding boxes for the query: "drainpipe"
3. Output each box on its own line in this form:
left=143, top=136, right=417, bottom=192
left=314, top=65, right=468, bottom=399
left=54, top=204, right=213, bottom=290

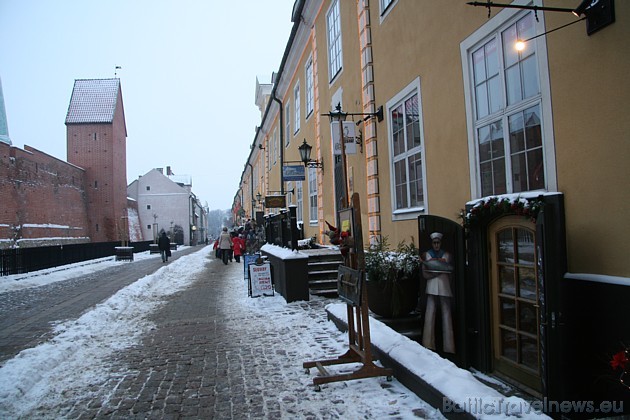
left=272, top=94, right=284, bottom=195
left=246, top=161, right=255, bottom=217
left=251, top=0, right=306, bottom=198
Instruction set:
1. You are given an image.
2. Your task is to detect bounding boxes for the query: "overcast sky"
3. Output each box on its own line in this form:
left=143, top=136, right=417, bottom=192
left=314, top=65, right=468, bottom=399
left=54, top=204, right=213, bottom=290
left=0, top=0, right=294, bottom=211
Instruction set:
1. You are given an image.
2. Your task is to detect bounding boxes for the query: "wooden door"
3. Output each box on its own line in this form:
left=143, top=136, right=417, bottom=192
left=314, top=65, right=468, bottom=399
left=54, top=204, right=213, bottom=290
left=489, top=216, right=541, bottom=393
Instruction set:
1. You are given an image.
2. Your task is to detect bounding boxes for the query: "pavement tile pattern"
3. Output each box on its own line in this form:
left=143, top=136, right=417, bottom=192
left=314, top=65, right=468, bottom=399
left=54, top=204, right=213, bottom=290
left=7, top=248, right=439, bottom=419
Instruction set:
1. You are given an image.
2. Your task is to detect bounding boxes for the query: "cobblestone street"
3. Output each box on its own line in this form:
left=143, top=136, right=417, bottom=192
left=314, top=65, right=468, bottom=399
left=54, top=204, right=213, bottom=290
left=1, top=247, right=440, bottom=419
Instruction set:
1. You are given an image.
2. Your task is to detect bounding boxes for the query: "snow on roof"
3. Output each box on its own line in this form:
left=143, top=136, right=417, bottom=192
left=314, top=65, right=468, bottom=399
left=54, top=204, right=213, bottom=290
left=65, top=79, right=120, bottom=124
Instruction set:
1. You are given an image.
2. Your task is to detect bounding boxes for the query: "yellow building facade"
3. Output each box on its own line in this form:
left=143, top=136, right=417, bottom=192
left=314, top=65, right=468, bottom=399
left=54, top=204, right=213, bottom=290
left=240, top=0, right=629, bottom=275
left=237, top=0, right=629, bottom=410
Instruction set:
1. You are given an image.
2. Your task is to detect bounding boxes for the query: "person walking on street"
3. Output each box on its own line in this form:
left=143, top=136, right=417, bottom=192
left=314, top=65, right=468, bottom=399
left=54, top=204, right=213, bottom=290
left=213, top=238, right=220, bottom=258
left=232, top=234, right=245, bottom=263
left=158, top=232, right=171, bottom=263
left=218, top=227, right=232, bottom=265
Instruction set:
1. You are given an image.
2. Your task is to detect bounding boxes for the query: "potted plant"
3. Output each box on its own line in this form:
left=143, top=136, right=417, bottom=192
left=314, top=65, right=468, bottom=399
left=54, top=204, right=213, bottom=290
left=364, top=237, right=421, bottom=318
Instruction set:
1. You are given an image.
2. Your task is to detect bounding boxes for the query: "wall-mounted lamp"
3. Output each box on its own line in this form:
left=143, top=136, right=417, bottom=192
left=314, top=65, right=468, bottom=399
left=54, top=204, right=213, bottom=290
left=353, top=127, right=364, bottom=154
left=573, top=0, right=594, bottom=17
left=515, top=16, right=586, bottom=51
left=258, top=144, right=265, bottom=150
left=326, top=103, right=383, bottom=123
left=467, top=1, right=576, bottom=17
left=298, top=139, right=324, bottom=170
left=329, top=103, right=348, bottom=123
left=577, top=0, right=615, bottom=34
left=469, top=0, right=614, bottom=36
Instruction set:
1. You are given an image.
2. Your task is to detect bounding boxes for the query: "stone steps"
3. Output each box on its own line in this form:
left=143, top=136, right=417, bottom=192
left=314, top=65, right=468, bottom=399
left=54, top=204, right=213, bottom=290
left=301, top=248, right=343, bottom=298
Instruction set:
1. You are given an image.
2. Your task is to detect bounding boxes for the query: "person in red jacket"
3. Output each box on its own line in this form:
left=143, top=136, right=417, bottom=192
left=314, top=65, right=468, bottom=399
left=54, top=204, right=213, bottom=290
left=232, top=234, right=245, bottom=263
left=213, top=238, right=220, bottom=258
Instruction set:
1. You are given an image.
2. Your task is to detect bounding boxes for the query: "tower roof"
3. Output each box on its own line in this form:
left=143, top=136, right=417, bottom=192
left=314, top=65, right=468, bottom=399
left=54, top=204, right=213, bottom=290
left=65, top=79, right=121, bottom=124
left=0, top=77, right=11, bottom=145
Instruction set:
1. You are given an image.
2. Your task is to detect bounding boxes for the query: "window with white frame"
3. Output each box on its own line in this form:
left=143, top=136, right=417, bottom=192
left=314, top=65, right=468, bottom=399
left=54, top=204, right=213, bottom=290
left=285, top=103, right=291, bottom=147
left=294, top=83, right=301, bottom=134
left=386, top=78, right=426, bottom=217
left=273, top=128, right=278, bottom=166
left=305, top=57, right=314, bottom=118
left=296, top=181, right=303, bottom=224
left=380, top=0, right=396, bottom=16
left=308, top=167, right=318, bottom=224
left=463, top=10, right=554, bottom=198
left=287, top=181, right=294, bottom=205
left=253, top=165, right=259, bottom=189
left=267, top=137, right=271, bottom=170
left=326, top=0, right=342, bottom=81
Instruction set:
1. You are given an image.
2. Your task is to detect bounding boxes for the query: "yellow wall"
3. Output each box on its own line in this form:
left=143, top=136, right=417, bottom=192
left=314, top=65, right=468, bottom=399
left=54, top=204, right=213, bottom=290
left=246, top=0, right=629, bottom=277
left=544, top=1, right=630, bottom=276
left=369, top=1, right=483, bottom=246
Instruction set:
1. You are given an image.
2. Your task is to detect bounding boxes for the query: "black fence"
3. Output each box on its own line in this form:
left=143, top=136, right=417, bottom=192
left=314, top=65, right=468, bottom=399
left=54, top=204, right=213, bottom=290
left=0, top=241, right=153, bottom=276
left=264, top=207, right=302, bottom=250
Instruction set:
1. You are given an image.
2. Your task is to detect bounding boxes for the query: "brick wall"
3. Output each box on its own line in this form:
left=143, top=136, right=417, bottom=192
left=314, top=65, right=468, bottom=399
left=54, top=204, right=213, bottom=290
left=66, top=94, right=127, bottom=243
left=0, top=142, right=90, bottom=249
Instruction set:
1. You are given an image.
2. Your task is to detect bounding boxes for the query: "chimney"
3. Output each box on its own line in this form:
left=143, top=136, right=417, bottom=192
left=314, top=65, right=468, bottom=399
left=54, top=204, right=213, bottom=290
left=167, top=166, right=173, bottom=176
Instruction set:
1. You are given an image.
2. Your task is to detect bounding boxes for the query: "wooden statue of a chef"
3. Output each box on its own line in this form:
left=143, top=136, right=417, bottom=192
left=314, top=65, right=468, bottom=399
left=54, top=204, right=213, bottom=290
left=421, top=232, right=455, bottom=353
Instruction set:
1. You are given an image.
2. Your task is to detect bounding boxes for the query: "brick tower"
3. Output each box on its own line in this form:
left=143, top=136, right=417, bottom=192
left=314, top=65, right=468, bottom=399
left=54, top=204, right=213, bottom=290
left=65, top=79, right=128, bottom=243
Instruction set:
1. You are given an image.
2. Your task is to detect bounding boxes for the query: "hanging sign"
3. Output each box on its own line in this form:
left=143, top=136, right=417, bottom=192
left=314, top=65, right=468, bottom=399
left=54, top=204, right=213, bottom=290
left=331, top=121, right=357, bottom=155
left=249, top=262, right=274, bottom=297
left=265, top=195, right=286, bottom=208
left=283, top=165, right=306, bottom=181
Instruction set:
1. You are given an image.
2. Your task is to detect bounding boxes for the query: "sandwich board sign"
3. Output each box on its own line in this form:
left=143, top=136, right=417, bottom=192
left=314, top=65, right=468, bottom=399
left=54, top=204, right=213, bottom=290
left=248, top=262, right=274, bottom=297
left=244, top=254, right=259, bottom=281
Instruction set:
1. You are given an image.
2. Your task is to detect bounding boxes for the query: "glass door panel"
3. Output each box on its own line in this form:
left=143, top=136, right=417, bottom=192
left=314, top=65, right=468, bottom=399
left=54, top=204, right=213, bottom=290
left=490, top=217, right=541, bottom=392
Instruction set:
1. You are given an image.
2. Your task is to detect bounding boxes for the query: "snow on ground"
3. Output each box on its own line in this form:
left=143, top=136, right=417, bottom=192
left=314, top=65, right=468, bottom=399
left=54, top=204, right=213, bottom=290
left=0, top=247, right=167, bottom=293
left=329, top=305, right=548, bottom=418
left=0, top=246, right=548, bottom=418
left=0, top=247, right=200, bottom=417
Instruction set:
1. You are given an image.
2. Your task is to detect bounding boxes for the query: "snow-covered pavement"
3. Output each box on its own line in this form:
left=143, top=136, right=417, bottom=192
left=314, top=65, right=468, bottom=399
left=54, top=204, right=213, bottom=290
left=0, top=246, right=444, bottom=418
left=0, top=245, right=546, bottom=418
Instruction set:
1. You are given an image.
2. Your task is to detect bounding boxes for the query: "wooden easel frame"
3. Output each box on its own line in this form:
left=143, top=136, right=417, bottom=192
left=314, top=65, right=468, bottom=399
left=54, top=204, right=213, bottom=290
left=303, top=193, right=393, bottom=390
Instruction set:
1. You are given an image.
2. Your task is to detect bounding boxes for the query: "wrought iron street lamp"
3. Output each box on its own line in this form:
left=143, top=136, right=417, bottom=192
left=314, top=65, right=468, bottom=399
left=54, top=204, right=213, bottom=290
left=298, top=139, right=323, bottom=169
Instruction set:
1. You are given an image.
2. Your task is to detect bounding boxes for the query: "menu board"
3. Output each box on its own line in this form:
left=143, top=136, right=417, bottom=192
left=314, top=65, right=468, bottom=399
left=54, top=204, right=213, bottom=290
left=248, top=262, right=274, bottom=297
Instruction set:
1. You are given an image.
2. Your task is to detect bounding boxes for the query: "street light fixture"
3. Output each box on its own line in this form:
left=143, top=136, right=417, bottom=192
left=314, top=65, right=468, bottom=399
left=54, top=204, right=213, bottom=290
left=320, top=103, right=384, bottom=209
left=256, top=192, right=265, bottom=210
left=298, top=139, right=323, bottom=169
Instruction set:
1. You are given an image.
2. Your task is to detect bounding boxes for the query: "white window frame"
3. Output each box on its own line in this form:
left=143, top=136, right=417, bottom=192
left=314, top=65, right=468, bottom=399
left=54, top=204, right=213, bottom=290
left=285, top=103, right=291, bottom=147
left=460, top=1, right=557, bottom=199
left=305, top=56, right=314, bottom=118
left=266, top=136, right=271, bottom=170
left=386, top=77, right=428, bottom=221
left=294, top=83, right=301, bottom=134
left=296, top=181, right=303, bottom=224
left=287, top=181, right=294, bottom=205
left=273, top=128, right=278, bottom=166
left=379, top=0, right=398, bottom=20
left=326, top=0, right=342, bottom=82
left=253, top=164, right=259, bottom=190
left=308, top=167, right=318, bottom=225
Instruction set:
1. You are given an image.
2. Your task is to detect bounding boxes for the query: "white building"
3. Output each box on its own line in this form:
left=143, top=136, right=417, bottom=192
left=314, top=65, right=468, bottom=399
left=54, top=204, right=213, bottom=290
left=127, top=167, right=205, bottom=246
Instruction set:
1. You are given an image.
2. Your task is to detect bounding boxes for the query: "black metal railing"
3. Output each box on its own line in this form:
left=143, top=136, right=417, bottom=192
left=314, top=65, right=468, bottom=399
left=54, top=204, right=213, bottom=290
left=0, top=241, right=153, bottom=276
left=263, top=207, right=300, bottom=250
